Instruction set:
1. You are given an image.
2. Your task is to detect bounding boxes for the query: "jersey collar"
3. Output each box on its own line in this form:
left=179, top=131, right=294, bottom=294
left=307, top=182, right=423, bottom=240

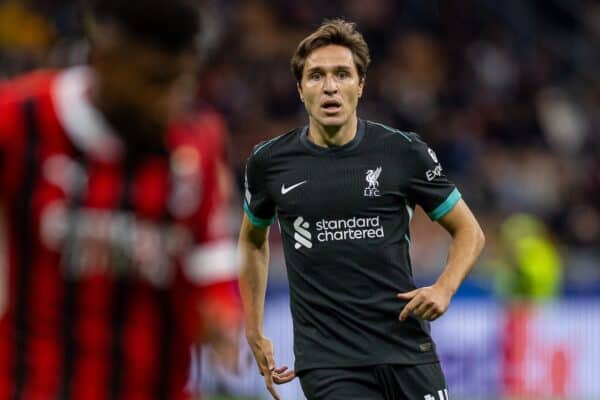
left=300, top=118, right=365, bottom=155
left=51, top=66, right=124, bottom=162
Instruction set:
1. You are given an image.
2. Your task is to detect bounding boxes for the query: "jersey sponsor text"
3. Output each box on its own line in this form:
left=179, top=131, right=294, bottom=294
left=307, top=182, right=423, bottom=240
left=315, top=216, right=384, bottom=243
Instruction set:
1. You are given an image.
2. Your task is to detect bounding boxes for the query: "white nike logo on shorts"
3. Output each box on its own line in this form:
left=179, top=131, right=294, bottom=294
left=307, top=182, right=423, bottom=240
left=281, top=180, right=307, bottom=195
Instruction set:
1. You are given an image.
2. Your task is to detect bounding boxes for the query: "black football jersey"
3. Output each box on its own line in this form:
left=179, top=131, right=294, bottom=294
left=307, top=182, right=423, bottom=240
left=244, top=119, right=461, bottom=372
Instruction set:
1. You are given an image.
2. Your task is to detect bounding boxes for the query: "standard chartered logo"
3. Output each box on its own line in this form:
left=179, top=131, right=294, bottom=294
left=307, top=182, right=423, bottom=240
left=292, top=215, right=384, bottom=250
left=293, top=216, right=312, bottom=249
left=317, top=216, right=384, bottom=242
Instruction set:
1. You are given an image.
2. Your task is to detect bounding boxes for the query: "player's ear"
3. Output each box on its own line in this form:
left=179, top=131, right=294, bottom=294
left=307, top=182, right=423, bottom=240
left=358, top=77, right=365, bottom=98
left=297, top=82, right=304, bottom=103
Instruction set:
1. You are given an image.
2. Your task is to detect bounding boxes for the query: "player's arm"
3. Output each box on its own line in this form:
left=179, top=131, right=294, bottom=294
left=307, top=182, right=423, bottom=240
left=238, top=216, right=294, bottom=399
left=398, top=136, right=485, bottom=321
left=398, top=199, right=485, bottom=321
left=240, top=147, right=294, bottom=398
left=238, top=214, right=270, bottom=342
left=434, top=199, right=485, bottom=299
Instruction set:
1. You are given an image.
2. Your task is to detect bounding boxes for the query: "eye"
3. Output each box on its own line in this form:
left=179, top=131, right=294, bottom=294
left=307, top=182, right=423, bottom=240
left=337, top=70, right=349, bottom=79
left=309, top=72, right=322, bottom=81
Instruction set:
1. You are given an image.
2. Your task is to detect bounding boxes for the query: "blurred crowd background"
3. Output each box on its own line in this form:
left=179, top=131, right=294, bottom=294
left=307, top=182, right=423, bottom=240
left=1, top=0, right=599, bottom=296
left=1, top=0, right=599, bottom=398
left=4, top=0, right=598, bottom=298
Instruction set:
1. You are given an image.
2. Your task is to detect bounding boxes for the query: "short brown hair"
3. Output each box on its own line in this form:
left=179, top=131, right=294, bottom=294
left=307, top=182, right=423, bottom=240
left=291, top=19, right=371, bottom=83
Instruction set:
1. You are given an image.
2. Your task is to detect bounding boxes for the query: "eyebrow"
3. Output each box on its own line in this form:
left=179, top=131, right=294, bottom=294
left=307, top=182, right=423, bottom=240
left=305, top=65, right=353, bottom=74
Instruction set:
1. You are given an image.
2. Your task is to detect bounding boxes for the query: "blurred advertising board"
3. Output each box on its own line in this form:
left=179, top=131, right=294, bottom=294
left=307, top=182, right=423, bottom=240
left=196, top=293, right=600, bottom=399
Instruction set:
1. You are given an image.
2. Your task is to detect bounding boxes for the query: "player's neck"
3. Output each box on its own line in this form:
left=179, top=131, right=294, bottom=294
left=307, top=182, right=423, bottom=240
left=308, top=116, right=358, bottom=148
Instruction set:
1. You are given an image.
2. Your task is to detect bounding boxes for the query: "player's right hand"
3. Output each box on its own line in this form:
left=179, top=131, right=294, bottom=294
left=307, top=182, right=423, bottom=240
left=246, top=334, right=285, bottom=400
left=273, top=365, right=296, bottom=385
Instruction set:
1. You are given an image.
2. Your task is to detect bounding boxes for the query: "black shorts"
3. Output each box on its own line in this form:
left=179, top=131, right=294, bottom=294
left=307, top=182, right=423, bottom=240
left=298, top=363, right=448, bottom=400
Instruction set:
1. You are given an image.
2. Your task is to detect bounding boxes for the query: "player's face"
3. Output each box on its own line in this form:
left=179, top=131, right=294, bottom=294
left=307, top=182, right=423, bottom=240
left=91, top=25, right=197, bottom=146
left=298, top=44, right=364, bottom=130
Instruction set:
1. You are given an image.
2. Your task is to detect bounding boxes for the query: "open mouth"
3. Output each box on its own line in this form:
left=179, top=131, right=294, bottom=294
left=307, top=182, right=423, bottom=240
left=321, top=100, right=342, bottom=114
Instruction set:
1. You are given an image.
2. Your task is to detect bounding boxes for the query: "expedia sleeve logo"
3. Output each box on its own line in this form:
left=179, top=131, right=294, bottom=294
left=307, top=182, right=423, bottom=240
left=292, top=216, right=385, bottom=250
left=425, top=148, right=443, bottom=181
left=425, top=164, right=443, bottom=181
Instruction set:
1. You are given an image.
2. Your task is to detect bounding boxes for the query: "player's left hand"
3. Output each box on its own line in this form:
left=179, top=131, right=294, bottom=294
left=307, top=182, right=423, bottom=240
left=397, top=284, right=453, bottom=321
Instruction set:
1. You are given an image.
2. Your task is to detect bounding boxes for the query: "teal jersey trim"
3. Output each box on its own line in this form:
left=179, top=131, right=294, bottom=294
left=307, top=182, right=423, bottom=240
left=243, top=201, right=274, bottom=227
left=253, top=133, right=286, bottom=155
left=428, top=188, right=462, bottom=221
left=369, top=121, right=413, bottom=142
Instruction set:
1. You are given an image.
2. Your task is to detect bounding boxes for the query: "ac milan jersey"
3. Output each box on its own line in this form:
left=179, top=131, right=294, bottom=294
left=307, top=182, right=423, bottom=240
left=0, top=67, right=239, bottom=400
left=244, top=119, right=461, bottom=372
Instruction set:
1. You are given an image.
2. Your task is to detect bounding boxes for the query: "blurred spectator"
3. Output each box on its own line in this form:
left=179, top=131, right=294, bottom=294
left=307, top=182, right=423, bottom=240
left=0, top=1, right=240, bottom=399
left=493, top=214, right=563, bottom=301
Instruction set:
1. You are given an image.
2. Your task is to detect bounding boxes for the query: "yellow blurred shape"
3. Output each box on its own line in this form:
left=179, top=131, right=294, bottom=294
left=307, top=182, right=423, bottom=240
left=0, top=0, right=55, bottom=53
left=495, top=213, right=562, bottom=301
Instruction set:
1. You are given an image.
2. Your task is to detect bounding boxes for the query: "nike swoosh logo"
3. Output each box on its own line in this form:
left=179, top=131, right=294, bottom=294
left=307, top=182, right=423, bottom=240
left=281, top=180, right=307, bottom=195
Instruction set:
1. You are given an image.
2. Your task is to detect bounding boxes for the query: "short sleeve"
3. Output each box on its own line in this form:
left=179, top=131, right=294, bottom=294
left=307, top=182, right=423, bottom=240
left=406, top=139, right=461, bottom=221
left=243, top=149, right=275, bottom=227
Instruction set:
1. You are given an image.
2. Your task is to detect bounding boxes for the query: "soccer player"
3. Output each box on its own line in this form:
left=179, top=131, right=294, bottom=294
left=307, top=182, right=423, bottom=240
left=239, top=19, right=485, bottom=400
left=0, top=1, right=240, bottom=399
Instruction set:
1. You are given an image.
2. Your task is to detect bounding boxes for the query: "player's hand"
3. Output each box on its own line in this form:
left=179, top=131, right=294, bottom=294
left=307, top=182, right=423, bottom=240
left=397, top=284, right=453, bottom=321
left=272, top=365, right=296, bottom=385
left=246, top=334, right=287, bottom=399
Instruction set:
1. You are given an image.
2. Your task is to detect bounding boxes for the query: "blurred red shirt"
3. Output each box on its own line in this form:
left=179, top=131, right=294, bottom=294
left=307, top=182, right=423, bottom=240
left=0, top=67, right=239, bottom=400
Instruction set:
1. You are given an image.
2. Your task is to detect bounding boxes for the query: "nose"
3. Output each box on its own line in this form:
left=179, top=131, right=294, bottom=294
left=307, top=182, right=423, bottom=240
left=323, top=75, right=338, bottom=95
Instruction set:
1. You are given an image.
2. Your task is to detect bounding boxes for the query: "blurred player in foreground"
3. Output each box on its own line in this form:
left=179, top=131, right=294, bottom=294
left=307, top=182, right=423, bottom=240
left=0, top=1, right=240, bottom=399
left=239, top=19, right=485, bottom=399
